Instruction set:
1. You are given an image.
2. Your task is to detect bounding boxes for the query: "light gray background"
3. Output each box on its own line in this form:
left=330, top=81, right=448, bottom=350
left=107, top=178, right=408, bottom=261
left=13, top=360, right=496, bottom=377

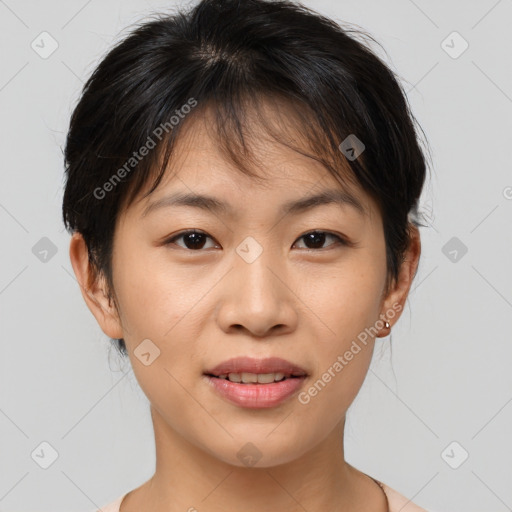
left=1, top=0, right=511, bottom=511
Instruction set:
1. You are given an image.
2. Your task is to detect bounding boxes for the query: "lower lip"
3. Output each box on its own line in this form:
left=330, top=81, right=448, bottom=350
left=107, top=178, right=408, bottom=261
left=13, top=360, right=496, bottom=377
left=204, top=375, right=307, bottom=408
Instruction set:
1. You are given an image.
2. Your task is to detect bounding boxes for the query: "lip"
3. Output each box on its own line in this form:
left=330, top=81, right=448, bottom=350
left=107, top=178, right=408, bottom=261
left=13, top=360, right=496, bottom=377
left=203, top=357, right=308, bottom=409
left=204, top=356, right=308, bottom=377
left=205, top=375, right=307, bottom=408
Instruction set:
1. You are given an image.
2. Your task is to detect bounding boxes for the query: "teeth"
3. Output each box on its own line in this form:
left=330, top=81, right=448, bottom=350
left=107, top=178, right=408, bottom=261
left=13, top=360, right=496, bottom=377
left=257, top=373, right=277, bottom=384
left=241, top=372, right=258, bottom=383
left=218, top=372, right=288, bottom=383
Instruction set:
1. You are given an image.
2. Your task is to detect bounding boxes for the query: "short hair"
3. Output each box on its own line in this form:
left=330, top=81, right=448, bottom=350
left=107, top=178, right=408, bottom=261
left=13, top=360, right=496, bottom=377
left=62, top=0, right=431, bottom=357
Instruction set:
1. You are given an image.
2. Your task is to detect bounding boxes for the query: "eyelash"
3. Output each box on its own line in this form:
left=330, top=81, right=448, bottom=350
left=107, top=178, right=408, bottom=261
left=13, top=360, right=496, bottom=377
left=163, top=229, right=350, bottom=252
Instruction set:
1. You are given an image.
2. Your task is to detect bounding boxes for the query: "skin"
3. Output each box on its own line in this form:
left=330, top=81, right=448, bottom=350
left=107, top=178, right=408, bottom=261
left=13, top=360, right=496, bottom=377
left=70, top=103, right=420, bottom=512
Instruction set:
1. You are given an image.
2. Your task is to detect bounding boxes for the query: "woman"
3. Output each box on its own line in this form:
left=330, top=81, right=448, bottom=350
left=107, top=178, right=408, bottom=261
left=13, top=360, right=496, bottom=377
left=62, top=0, right=432, bottom=510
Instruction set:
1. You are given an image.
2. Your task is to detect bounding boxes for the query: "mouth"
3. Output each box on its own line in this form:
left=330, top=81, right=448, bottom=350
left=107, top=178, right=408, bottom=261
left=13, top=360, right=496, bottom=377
left=203, top=357, right=309, bottom=408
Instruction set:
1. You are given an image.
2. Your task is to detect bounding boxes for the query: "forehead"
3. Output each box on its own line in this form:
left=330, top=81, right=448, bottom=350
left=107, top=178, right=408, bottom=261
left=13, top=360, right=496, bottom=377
left=129, top=97, right=378, bottom=222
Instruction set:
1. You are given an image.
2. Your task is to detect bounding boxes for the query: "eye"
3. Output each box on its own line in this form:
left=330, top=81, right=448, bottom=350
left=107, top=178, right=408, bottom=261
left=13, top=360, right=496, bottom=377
left=164, top=229, right=347, bottom=251
left=164, top=230, right=218, bottom=250
left=293, top=230, right=347, bottom=250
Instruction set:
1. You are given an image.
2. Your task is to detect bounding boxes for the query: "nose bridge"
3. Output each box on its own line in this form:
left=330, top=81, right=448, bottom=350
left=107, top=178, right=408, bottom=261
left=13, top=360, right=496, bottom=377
left=233, top=234, right=282, bottom=304
left=214, top=232, right=297, bottom=337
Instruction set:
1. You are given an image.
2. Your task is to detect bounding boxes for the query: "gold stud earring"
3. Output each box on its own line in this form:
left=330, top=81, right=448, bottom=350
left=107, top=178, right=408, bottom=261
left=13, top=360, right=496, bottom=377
left=377, top=318, right=391, bottom=338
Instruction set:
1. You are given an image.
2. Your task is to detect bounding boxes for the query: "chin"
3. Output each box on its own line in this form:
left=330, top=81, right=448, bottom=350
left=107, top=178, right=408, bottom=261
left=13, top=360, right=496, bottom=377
left=205, top=432, right=312, bottom=469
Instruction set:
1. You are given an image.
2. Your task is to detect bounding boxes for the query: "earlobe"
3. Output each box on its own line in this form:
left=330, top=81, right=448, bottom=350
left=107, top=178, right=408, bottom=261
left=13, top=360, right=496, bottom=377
left=377, top=225, right=421, bottom=337
left=68, top=232, right=124, bottom=339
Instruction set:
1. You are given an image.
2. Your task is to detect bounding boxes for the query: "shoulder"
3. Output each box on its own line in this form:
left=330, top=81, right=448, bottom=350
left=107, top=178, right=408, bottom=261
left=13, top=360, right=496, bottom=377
left=94, top=493, right=127, bottom=512
left=380, top=482, right=432, bottom=512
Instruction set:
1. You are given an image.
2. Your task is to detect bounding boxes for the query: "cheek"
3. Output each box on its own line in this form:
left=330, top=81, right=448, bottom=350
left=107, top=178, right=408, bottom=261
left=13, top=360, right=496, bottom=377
left=300, top=252, right=386, bottom=343
left=298, top=251, right=385, bottom=399
left=111, top=241, right=201, bottom=341
left=111, top=247, right=207, bottom=409
left=110, top=242, right=213, bottom=398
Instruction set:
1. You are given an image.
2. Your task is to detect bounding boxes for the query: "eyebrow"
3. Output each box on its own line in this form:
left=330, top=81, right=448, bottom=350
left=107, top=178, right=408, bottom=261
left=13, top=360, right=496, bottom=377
left=141, top=188, right=366, bottom=218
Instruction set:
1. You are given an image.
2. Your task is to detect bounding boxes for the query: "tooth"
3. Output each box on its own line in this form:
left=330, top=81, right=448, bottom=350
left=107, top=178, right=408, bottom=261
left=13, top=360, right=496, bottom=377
left=274, top=372, right=285, bottom=381
left=228, top=373, right=241, bottom=382
left=218, top=374, right=228, bottom=379
left=257, top=373, right=276, bottom=384
left=241, top=372, right=258, bottom=383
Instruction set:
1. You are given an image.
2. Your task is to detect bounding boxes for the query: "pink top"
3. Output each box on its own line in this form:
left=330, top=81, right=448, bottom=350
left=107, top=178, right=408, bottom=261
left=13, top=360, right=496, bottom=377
left=96, top=482, right=431, bottom=512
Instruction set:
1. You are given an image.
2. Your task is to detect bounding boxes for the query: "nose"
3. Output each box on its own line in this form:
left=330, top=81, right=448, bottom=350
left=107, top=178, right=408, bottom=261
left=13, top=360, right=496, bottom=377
left=215, top=245, right=298, bottom=338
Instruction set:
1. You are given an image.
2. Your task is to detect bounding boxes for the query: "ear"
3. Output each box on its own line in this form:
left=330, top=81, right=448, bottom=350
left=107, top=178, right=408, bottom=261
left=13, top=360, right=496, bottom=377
left=377, top=224, right=421, bottom=337
left=68, top=232, right=124, bottom=339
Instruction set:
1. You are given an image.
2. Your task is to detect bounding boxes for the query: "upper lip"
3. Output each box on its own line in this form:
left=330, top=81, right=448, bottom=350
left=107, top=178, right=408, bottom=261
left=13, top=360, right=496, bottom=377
left=205, top=357, right=308, bottom=377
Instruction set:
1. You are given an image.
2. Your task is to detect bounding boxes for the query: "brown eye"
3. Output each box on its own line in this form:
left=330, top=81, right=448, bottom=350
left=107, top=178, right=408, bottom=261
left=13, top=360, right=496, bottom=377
left=165, top=230, right=217, bottom=250
left=293, top=231, right=346, bottom=250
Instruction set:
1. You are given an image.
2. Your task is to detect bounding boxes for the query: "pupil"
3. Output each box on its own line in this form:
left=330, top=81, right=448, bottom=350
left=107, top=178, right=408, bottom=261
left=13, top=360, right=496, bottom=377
left=305, top=231, right=325, bottom=249
left=185, top=232, right=206, bottom=250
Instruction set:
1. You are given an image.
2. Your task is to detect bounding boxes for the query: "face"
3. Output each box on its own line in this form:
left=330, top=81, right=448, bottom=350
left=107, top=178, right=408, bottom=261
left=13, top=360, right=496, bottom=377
left=71, top=103, right=418, bottom=469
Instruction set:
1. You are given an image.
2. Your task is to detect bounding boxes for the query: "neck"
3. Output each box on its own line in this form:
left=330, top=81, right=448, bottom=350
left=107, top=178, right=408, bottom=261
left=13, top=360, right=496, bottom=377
left=121, top=406, right=387, bottom=512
